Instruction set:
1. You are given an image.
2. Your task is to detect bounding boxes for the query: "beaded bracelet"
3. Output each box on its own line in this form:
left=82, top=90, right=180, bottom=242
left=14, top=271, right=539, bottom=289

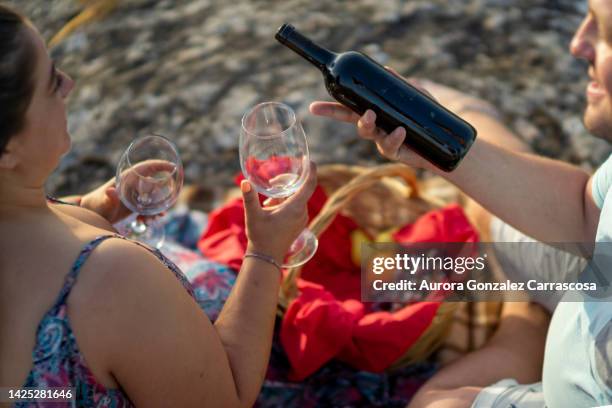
left=244, top=252, right=283, bottom=272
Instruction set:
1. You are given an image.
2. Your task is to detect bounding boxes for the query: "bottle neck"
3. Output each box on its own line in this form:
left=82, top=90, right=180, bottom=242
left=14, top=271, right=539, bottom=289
left=275, top=24, right=336, bottom=71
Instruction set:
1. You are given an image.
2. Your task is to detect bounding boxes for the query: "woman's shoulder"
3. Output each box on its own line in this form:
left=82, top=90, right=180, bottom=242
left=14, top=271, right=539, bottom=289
left=69, top=235, right=180, bottom=292
left=67, top=234, right=196, bottom=327
left=48, top=200, right=116, bottom=233
left=64, top=234, right=199, bottom=386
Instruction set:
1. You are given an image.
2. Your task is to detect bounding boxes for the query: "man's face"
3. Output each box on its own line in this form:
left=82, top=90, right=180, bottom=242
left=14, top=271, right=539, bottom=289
left=571, top=0, right=612, bottom=139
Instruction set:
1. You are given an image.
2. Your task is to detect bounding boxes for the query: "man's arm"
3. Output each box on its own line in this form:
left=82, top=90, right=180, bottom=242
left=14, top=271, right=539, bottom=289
left=437, top=110, right=601, bottom=248
left=413, top=82, right=602, bottom=249
left=311, top=91, right=602, bottom=251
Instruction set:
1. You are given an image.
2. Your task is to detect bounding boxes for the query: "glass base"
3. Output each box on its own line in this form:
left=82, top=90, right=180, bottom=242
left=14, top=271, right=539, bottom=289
left=116, top=216, right=166, bottom=249
left=282, top=228, right=318, bottom=268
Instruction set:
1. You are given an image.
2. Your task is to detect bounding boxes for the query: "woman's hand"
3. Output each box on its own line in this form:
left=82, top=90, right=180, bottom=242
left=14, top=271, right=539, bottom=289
left=81, top=160, right=177, bottom=224
left=241, top=163, right=318, bottom=263
left=80, top=178, right=131, bottom=225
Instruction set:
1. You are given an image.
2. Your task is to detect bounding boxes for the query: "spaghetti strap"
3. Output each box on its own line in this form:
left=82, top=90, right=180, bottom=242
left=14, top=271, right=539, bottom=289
left=45, top=195, right=79, bottom=206
left=51, top=235, right=118, bottom=309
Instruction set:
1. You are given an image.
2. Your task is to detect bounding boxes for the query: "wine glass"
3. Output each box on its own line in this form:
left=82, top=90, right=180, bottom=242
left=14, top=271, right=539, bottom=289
left=115, top=134, right=184, bottom=248
left=239, top=101, right=318, bottom=268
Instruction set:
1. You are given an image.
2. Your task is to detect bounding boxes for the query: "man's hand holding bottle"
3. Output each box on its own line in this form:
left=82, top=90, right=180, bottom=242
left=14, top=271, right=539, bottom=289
left=309, top=71, right=498, bottom=173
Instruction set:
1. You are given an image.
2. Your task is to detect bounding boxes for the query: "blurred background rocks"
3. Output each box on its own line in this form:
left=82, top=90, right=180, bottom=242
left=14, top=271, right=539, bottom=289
left=12, top=0, right=602, bottom=206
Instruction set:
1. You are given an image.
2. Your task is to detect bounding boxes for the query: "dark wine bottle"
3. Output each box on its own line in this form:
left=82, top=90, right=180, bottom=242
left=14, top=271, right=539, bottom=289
left=275, top=23, right=477, bottom=172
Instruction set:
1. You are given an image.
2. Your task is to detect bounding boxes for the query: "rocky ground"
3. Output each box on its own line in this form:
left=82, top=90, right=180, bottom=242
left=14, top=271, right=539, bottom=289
left=13, top=0, right=601, bottom=207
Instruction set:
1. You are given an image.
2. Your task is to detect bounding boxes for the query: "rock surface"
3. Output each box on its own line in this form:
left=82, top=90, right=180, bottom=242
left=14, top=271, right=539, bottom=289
left=12, top=0, right=603, bottom=201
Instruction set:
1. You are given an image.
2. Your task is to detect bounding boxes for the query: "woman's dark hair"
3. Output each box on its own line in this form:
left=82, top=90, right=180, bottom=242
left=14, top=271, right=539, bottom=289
left=0, top=4, right=36, bottom=156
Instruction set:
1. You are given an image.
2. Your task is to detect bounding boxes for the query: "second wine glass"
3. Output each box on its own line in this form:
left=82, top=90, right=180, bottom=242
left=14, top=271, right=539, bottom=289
left=239, top=102, right=318, bottom=268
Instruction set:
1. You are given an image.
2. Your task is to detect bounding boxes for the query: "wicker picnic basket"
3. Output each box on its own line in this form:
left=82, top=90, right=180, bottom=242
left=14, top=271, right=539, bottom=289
left=277, top=163, right=460, bottom=370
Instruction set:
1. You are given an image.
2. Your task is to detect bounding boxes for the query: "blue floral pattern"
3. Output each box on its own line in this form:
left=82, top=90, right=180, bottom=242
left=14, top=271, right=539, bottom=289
left=17, top=233, right=198, bottom=407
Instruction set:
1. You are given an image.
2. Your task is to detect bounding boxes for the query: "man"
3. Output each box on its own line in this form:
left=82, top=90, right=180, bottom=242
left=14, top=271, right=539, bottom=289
left=310, top=0, right=612, bottom=406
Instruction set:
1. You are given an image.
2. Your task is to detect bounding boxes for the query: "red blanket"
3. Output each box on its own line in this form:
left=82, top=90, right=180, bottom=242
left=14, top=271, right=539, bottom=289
left=198, top=176, right=478, bottom=380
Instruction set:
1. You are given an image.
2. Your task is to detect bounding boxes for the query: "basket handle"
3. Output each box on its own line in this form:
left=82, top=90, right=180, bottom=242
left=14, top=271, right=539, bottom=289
left=280, top=163, right=420, bottom=302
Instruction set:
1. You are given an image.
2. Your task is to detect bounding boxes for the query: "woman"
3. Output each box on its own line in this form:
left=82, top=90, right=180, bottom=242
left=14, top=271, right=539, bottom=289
left=0, top=4, right=316, bottom=407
